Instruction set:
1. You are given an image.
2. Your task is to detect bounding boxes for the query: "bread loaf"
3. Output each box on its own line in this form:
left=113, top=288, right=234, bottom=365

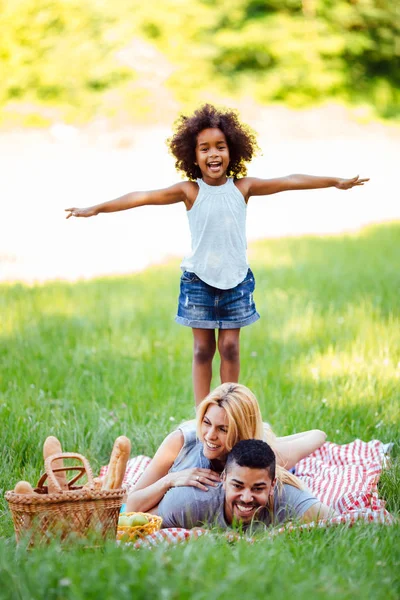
left=83, top=476, right=103, bottom=491
left=43, top=436, right=68, bottom=492
left=102, top=436, right=131, bottom=490
left=14, top=480, right=35, bottom=494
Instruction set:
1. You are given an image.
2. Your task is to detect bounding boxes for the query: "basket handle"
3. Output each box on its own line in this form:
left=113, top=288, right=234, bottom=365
left=44, top=452, right=95, bottom=492
left=36, top=466, right=86, bottom=490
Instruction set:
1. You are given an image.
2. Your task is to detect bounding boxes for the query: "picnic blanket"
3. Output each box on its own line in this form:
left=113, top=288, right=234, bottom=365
left=130, top=507, right=394, bottom=549
left=100, top=439, right=395, bottom=548
left=294, top=439, right=388, bottom=513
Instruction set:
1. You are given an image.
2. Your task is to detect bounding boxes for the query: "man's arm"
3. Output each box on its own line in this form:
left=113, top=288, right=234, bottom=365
left=276, top=483, right=337, bottom=525
left=300, top=501, right=337, bottom=523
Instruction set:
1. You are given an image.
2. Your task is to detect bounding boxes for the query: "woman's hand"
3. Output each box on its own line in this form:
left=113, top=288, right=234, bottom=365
left=168, top=468, right=221, bottom=491
left=335, top=175, right=369, bottom=190
left=65, top=206, right=98, bottom=219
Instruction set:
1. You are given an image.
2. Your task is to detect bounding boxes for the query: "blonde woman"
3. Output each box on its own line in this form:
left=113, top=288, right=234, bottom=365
left=127, top=383, right=326, bottom=513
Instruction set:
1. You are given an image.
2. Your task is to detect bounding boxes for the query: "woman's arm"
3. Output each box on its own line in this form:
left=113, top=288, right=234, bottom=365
left=65, top=181, right=192, bottom=218
left=265, top=426, right=326, bottom=471
left=126, top=430, right=184, bottom=513
left=236, top=175, right=368, bottom=201
left=126, top=430, right=220, bottom=513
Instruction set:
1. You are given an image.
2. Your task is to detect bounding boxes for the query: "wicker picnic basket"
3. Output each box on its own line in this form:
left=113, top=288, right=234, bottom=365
left=5, top=452, right=124, bottom=546
left=117, top=512, right=163, bottom=543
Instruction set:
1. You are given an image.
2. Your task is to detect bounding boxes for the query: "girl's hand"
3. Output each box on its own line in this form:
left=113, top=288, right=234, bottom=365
left=65, top=206, right=98, bottom=219
left=168, top=468, right=221, bottom=491
left=335, top=175, right=369, bottom=190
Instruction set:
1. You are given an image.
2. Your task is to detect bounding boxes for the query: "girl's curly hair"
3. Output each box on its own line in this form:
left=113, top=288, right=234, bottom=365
left=167, top=104, right=259, bottom=180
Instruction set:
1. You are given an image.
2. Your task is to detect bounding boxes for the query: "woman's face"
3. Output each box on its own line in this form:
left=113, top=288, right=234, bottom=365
left=200, top=404, right=229, bottom=461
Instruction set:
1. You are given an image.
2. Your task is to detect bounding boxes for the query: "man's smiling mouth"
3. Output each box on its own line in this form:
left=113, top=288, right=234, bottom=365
left=235, top=503, right=257, bottom=515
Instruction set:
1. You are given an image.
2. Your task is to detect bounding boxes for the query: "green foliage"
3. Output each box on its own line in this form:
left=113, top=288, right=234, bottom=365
left=319, top=0, right=400, bottom=118
left=0, top=0, right=132, bottom=121
left=0, top=0, right=399, bottom=123
left=0, top=528, right=399, bottom=599
left=190, top=0, right=400, bottom=115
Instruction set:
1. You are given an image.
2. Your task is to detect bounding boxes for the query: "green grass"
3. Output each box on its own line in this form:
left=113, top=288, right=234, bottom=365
left=1, top=222, right=399, bottom=599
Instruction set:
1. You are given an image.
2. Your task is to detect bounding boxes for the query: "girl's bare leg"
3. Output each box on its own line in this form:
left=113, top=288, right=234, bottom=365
left=218, top=328, right=240, bottom=384
left=192, top=328, right=216, bottom=406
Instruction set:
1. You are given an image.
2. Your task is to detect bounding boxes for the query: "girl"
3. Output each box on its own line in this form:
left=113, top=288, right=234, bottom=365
left=66, top=104, right=368, bottom=405
left=126, top=382, right=327, bottom=513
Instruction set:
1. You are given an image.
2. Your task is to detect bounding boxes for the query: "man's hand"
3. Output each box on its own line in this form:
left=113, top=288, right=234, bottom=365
left=335, top=175, right=369, bottom=190
left=65, top=206, right=98, bottom=219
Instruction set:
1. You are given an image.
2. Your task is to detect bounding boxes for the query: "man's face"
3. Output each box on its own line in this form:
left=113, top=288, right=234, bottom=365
left=223, top=463, right=276, bottom=525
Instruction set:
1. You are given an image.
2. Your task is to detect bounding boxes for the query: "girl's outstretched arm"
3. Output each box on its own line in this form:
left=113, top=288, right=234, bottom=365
left=126, top=430, right=220, bottom=513
left=65, top=181, right=192, bottom=218
left=236, top=174, right=369, bottom=200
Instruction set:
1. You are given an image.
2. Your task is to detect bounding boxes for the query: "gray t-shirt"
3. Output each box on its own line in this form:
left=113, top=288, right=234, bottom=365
left=158, top=482, right=320, bottom=530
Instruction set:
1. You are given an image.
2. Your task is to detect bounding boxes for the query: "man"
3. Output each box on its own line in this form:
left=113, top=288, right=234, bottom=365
left=157, top=439, right=334, bottom=530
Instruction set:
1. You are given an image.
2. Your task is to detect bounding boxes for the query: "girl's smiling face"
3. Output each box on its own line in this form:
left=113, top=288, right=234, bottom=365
left=200, top=404, right=229, bottom=461
left=195, top=128, right=230, bottom=186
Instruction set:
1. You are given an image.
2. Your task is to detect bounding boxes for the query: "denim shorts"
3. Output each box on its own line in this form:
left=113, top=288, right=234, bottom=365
left=175, top=268, right=260, bottom=329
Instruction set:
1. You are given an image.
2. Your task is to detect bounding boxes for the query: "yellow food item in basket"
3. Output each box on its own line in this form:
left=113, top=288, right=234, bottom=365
left=119, top=514, right=148, bottom=527
left=117, top=512, right=162, bottom=542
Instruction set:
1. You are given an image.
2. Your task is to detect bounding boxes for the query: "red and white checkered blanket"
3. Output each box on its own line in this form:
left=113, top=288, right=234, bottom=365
left=100, top=439, right=395, bottom=548
left=130, top=507, right=394, bottom=549
left=295, top=439, right=388, bottom=513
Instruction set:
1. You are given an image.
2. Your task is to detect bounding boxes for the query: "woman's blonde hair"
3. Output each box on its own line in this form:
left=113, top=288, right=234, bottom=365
left=196, top=383, right=264, bottom=453
left=275, top=465, right=303, bottom=491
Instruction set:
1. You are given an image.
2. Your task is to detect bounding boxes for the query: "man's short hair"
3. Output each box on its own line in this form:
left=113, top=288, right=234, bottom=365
left=225, top=439, right=276, bottom=480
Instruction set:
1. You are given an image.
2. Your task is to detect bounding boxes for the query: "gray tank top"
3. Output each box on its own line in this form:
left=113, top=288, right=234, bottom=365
left=181, top=178, right=248, bottom=290
left=170, top=422, right=272, bottom=474
left=169, top=422, right=213, bottom=473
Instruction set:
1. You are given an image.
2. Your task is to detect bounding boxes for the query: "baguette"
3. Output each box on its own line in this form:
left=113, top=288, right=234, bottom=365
left=43, top=436, right=68, bottom=492
left=14, top=480, right=36, bottom=494
left=83, top=476, right=104, bottom=491
left=102, top=436, right=131, bottom=490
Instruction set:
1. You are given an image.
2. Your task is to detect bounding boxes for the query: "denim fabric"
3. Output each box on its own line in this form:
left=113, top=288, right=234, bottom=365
left=175, top=268, right=260, bottom=329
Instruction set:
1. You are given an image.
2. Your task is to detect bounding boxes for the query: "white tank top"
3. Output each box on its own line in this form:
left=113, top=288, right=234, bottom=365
left=181, top=178, right=249, bottom=290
